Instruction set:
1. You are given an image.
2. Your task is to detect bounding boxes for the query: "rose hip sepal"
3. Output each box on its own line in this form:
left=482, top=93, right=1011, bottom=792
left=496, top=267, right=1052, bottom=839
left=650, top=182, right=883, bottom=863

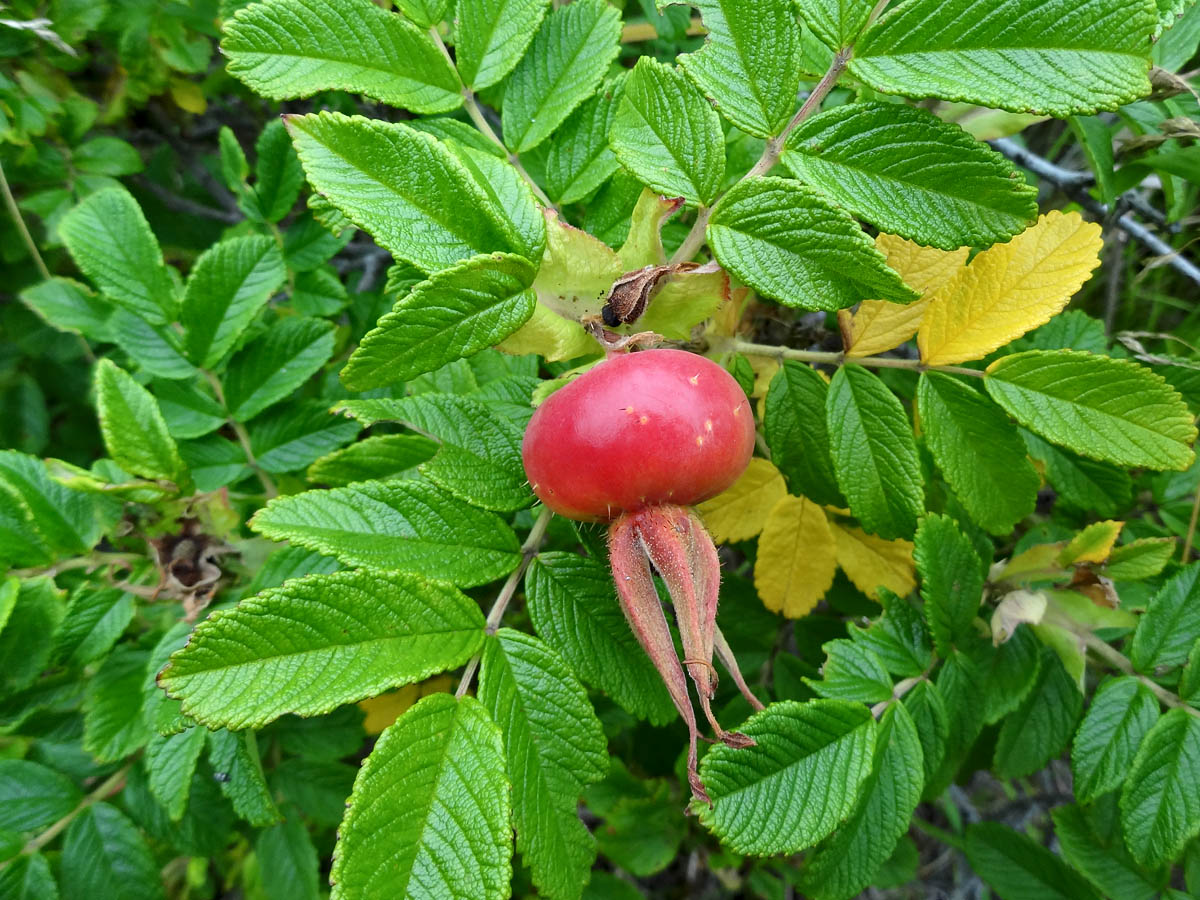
left=521, top=349, right=764, bottom=806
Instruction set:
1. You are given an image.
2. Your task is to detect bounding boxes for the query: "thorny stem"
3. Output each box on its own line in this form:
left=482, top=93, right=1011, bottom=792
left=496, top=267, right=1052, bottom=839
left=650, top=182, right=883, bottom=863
left=428, top=26, right=557, bottom=210
left=727, top=338, right=987, bottom=379
left=0, top=158, right=50, bottom=281
left=669, top=47, right=853, bottom=265
left=202, top=370, right=277, bottom=499
left=0, top=763, right=133, bottom=869
left=456, top=507, right=555, bottom=698
left=1074, top=628, right=1200, bottom=719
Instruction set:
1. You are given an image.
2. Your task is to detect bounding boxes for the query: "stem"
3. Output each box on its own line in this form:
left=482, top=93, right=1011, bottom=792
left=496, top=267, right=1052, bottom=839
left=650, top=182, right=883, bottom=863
left=428, top=26, right=556, bottom=210
left=9, top=551, right=143, bottom=580
left=1, top=763, right=132, bottom=867
left=669, top=48, right=852, bottom=265
left=1076, top=629, right=1200, bottom=718
left=870, top=672, right=928, bottom=718
left=202, top=370, right=277, bottom=499
left=621, top=18, right=707, bottom=42
left=728, top=339, right=986, bottom=379
left=0, top=159, right=51, bottom=280
left=1183, top=483, right=1200, bottom=563
left=455, top=507, right=554, bottom=697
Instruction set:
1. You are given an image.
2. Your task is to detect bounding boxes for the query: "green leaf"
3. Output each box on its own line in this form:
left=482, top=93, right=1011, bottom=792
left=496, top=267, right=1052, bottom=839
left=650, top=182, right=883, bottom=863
left=286, top=112, right=532, bottom=272
left=154, top=380, right=227, bottom=440
left=331, top=694, right=512, bottom=900
left=143, top=623, right=195, bottom=737
left=256, top=817, right=321, bottom=900
left=479, top=630, right=608, bottom=900
left=58, top=187, right=175, bottom=326
left=222, top=0, right=461, bottom=112
left=222, top=317, right=335, bottom=422
left=849, top=0, right=1156, bottom=117
left=94, top=360, right=183, bottom=482
left=1131, top=562, right=1200, bottom=672
left=252, top=120, right=304, bottom=223
left=283, top=214, right=355, bottom=272
left=51, top=587, right=135, bottom=668
left=307, top=434, right=438, bottom=486
left=544, top=76, right=625, bottom=205
left=0, top=759, right=81, bottom=832
left=594, top=783, right=685, bottom=876
left=850, top=592, right=932, bottom=678
left=61, top=804, right=164, bottom=900
left=699, top=700, right=876, bottom=855
left=1021, top=430, right=1131, bottom=517
left=806, top=639, right=893, bottom=703
left=72, top=137, right=143, bottom=176
left=248, top=402, right=360, bottom=474
left=145, top=727, right=207, bottom=821
left=0, top=853, right=57, bottom=900
left=109, top=311, right=196, bottom=381
left=0, top=451, right=100, bottom=557
left=455, top=0, right=551, bottom=90
left=525, top=553, right=676, bottom=725
left=1072, top=675, right=1160, bottom=803
left=218, top=125, right=249, bottom=192
left=763, top=361, right=845, bottom=507
left=799, top=705, right=924, bottom=900
left=1069, top=115, right=1118, bottom=206
left=207, top=730, right=281, bottom=827
left=342, top=254, right=535, bottom=390
left=799, top=0, right=873, bottom=48
left=270, top=760, right=355, bottom=828
left=902, top=680, right=947, bottom=785
left=181, top=235, right=286, bottom=368
left=985, top=350, right=1196, bottom=471
left=19, top=277, right=114, bottom=342
left=993, top=648, right=1082, bottom=778
left=610, top=57, right=725, bottom=206
left=446, top=145, right=546, bottom=263
left=1052, top=803, right=1161, bottom=900
left=914, top=514, right=982, bottom=656
left=83, top=645, right=153, bottom=763
left=827, top=364, right=923, bottom=540
left=502, top=0, right=621, bottom=153
left=178, top=437, right=250, bottom=492
left=965, top=821, right=1102, bottom=900
left=782, top=101, right=1037, bottom=250
left=0, top=579, right=63, bottom=693
left=1120, top=708, right=1200, bottom=865
left=338, top=394, right=530, bottom=511
left=251, top=478, right=519, bottom=583
left=708, top=178, right=919, bottom=310
left=917, top=372, right=1039, bottom=535
left=676, top=0, right=803, bottom=138
left=1104, top=538, right=1176, bottom=581
left=160, top=569, right=485, bottom=728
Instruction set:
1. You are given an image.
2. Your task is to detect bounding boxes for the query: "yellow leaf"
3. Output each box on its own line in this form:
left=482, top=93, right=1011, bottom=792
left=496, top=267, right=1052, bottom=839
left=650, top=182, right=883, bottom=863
left=997, top=542, right=1064, bottom=581
left=497, top=302, right=601, bottom=361
left=753, top=495, right=837, bottom=618
left=357, top=674, right=455, bottom=735
left=918, top=211, right=1103, bottom=365
left=618, top=189, right=682, bottom=269
left=843, top=235, right=969, bottom=358
left=697, top=458, right=787, bottom=543
left=1059, top=520, right=1124, bottom=565
left=747, top=355, right=779, bottom=399
left=830, top=521, right=915, bottom=599
left=169, top=79, right=206, bottom=115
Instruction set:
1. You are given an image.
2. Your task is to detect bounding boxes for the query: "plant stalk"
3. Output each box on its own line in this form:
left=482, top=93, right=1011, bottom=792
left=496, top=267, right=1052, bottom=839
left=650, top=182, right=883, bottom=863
left=202, top=370, right=278, bottom=499
left=727, top=338, right=987, bottom=379
left=455, top=507, right=554, bottom=697
left=0, top=158, right=50, bottom=280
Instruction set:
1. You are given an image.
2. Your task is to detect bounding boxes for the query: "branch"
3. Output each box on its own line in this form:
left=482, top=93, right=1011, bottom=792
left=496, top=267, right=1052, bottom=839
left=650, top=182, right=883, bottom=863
left=1076, top=629, right=1200, bottom=718
left=201, top=370, right=278, bottom=498
left=990, top=138, right=1200, bottom=288
left=728, top=338, right=986, bottom=379
left=669, top=47, right=853, bottom=264
left=455, top=507, right=555, bottom=697
left=0, top=159, right=51, bottom=280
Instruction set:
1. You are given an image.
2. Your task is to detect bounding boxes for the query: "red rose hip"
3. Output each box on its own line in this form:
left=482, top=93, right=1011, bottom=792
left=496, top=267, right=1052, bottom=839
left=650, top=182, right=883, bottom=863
left=522, top=349, right=763, bottom=807
left=521, top=349, right=756, bottom=521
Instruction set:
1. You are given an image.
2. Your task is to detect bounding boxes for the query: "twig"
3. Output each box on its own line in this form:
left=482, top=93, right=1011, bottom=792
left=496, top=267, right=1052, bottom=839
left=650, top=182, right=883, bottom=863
left=727, top=338, right=986, bottom=379
left=9, top=551, right=143, bottom=580
left=0, top=763, right=132, bottom=869
left=427, top=27, right=557, bottom=210
left=201, top=370, right=278, bottom=499
left=0, top=159, right=51, bottom=280
left=134, top=176, right=242, bottom=224
left=455, top=507, right=555, bottom=697
left=1183, top=484, right=1200, bottom=563
left=669, top=47, right=853, bottom=264
left=991, top=138, right=1200, bottom=288
left=620, top=18, right=707, bottom=42
left=1075, top=628, right=1200, bottom=718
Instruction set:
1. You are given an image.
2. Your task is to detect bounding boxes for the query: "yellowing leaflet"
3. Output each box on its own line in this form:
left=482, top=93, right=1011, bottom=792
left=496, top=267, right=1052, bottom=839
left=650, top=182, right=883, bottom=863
left=697, top=457, right=787, bottom=544
left=918, top=210, right=1102, bottom=365
left=754, top=494, right=837, bottom=618
left=842, top=234, right=969, bottom=357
